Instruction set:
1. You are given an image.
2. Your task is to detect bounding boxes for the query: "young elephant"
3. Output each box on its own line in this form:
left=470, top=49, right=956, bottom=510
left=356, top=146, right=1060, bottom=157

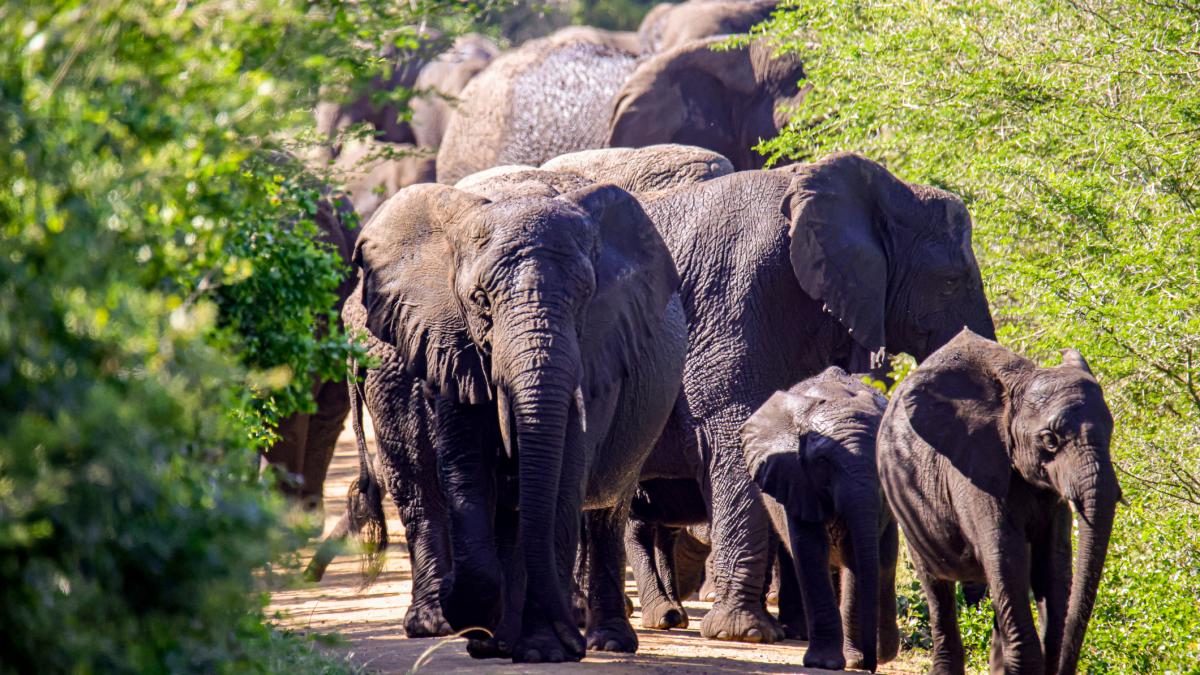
left=879, top=330, right=1121, bottom=675
left=742, top=367, right=900, bottom=672
left=352, top=179, right=687, bottom=663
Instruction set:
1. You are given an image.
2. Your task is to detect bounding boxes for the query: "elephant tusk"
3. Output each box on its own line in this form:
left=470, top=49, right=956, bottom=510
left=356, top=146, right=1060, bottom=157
left=496, top=385, right=514, bottom=458
left=573, top=384, right=588, bottom=434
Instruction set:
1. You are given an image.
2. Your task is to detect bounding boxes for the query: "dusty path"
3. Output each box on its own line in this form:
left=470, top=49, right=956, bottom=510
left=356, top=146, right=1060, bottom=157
left=269, top=417, right=928, bottom=674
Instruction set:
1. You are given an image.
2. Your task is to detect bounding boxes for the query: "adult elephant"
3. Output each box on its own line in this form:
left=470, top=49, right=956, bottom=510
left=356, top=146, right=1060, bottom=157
left=349, top=175, right=688, bottom=663
left=329, top=139, right=437, bottom=223
left=555, top=150, right=996, bottom=643
left=435, top=35, right=805, bottom=183
left=637, top=0, right=780, bottom=54
left=879, top=331, right=1120, bottom=675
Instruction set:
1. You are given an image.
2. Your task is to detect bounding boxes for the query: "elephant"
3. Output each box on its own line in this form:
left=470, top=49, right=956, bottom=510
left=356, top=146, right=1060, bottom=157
left=329, top=139, right=437, bottom=223
left=878, top=330, right=1121, bottom=675
left=625, top=477, right=710, bottom=629
left=637, top=0, right=780, bottom=54
left=550, top=150, right=996, bottom=643
left=409, top=34, right=500, bottom=150
left=741, top=366, right=900, bottom=671
left=348, top=174, right=688, bottom=663
left=435, top=35, right=805, bottom=183
left=545, top=25, right=643, bottom=55
left=260, top=185, right=359, bottom=515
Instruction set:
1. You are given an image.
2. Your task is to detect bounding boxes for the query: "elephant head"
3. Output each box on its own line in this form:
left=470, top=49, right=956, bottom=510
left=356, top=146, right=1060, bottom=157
left=742, top=366, right=889, bottom=670
left=638, top=0, right=781, bottom=54
left=352, top=180, right=679, bottom=636
left=900, top=329, right=1120, bottom=674
left=781, top=153, right=996, bottom=368
left=608, top=37, right=805, bottom=171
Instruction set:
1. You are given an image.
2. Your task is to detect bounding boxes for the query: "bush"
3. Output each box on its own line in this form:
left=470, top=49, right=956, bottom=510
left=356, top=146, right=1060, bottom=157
left=0, top=0, right=489, bottom=670
left=754, top=1, right=1200, bottom=670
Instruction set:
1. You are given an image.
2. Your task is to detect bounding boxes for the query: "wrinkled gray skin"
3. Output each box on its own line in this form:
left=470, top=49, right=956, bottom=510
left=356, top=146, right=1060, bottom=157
left=638, top=0, right=780, bottom=54
left=879, top=330, right=1120, bottom=675
left=410, top=34, right=500, bottom=150
left=742, top=367, right=900, bottom=671
left=435, top=36, right=805, bottom=183
left=545, top=25, right=643, bottom=55
left=567, top=151, right=996, bottom=644
left=262, top=191, right=358, bottom=511
left=350, top=176, right=688, bottom=663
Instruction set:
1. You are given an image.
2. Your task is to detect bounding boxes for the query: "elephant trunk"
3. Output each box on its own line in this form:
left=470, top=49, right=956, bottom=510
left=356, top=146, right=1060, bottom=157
left=493, top=306, right=583, bottom=638
left=843, top=490, right=881, bottom=672
left=1058, top=458, right=1120, bottom=675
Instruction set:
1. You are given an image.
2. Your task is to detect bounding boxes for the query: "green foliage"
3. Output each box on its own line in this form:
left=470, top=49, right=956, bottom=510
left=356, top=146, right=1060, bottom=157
left=573, top=0, right=660, bottom=31
left=756, top=1, right=1200, bottom=670
left=0, top=0, right=486, bottom=670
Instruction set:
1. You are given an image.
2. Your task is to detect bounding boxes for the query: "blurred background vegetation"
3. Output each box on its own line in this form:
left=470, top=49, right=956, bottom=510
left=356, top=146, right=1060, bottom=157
left=2, top=0, right=1196, bottom=672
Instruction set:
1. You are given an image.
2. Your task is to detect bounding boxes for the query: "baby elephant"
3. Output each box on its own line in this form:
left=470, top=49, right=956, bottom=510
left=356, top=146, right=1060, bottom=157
left=879, top=329, right=1120, bottom=675
left=742, top=367, right=900, bottom=672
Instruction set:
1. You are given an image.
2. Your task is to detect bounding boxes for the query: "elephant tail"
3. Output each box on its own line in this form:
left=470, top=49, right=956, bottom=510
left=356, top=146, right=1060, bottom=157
left=345, top=358, right=388, bottom=585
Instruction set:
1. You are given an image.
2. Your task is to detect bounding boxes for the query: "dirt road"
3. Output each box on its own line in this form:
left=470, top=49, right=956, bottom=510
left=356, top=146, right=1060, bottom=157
left=268, top=417, right=928, bottom=674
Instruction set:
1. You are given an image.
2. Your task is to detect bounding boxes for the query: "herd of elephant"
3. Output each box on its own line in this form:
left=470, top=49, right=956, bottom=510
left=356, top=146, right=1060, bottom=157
left=261, top=2, right=1122, bottom=673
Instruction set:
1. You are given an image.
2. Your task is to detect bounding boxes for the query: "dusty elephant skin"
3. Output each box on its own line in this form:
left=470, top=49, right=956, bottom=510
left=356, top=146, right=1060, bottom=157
left=349, top=177, right=687, bottom=663
left=741, top=367, right=900, bottom=672
left=637, top=0, right=781, bottom=54
left=604, top=152, right=997, bottom=646
left=435, top=34, right=805, bottom=183
left=878, top=330, right=1120, bottom=675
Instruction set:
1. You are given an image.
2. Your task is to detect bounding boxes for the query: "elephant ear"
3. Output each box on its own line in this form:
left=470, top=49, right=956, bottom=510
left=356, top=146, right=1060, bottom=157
left=352, top=183, right=492, bottom=404
left=782, top=153, right=923, bottom=368
left=563, top=183, right=680, bottom=396
left=899, top=329, right=1030, bottom=498
left=741, top=391, right=831, bottom=522
left=608, top=38, right=756, bottom=161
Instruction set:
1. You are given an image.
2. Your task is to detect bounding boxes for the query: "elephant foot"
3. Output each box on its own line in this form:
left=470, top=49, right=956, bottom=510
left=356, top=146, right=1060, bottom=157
left=587, top=618, right=639, bottom=653
left=781, top=618, right=807, bottom=641
left=845, top=651, right=877, bottom=673
left=513, top=614, right=586, bottom=664
left=403, top=600, right=453, bottom=638
left=640, top=596, right=688, bottom=630
left=467, top=636, right=512, bottom=660
left=804, top=637, right=847, bottom=671
left=765, top=609, right=787, bottom=642
left=624, top=592, right=635, bottom=618
left=439, top=568, right=502, bottom=633
left=699, top=576, right=717, bottom=602
left=572, top=585, right=589, bottom=629
left=700, top=602, right=780, bottom=643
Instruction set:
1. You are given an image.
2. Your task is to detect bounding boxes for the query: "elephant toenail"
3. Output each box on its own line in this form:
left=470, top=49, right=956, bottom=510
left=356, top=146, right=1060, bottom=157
left=717, top=630, right=730, bottom=639
left=604, top=639, right=620, bottom=651
left=549, top=650, right=564, bottom=662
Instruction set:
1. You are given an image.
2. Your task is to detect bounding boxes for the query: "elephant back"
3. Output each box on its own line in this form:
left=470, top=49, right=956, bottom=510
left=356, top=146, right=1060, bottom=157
left=437, top=39, right=638, bottom=184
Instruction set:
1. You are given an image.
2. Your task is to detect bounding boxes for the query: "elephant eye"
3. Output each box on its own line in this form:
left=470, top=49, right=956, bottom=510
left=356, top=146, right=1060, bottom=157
left=470, top=287, right=491, bottom=313
left=1039, top=430, right=1060, bottom=452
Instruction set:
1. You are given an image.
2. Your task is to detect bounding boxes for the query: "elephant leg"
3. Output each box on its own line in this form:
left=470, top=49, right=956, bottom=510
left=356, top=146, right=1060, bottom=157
left=673, top=527, right=710, bottom=601
left=468, top=506, right=525, bottom=660
left=653, top=525, right=689, bottom=628
left=585, top=508, right=639, bottom=653
left=298, top=378, right=351, bottom=511
left=1031, top=505, right=1072, bottom=672
left=921, top=575, right=965, bottom=675
left=263, top=410, right=310, bottom=500
left=572, top=520, right=590, bottom=628
left=626, top=517, right=681, bottom=630
left=699, top=412, right=777, bottom=644
left=877, top=518, right=901, bottom=664
left=776, top=545, right=807, bottom=640
left=785, top=516, right=844, bottom=670
left=429, top=396, right=498, bottom=637
left=979, top=529, right=1042, bottom=674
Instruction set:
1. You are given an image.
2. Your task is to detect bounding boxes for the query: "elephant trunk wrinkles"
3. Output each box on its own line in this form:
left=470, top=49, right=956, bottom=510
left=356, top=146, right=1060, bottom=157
left=845, top=489, right=881, bottom=673
left=493, top=305, right=581, bottom=619
left=1058, top=457, right=1119, bottom=675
